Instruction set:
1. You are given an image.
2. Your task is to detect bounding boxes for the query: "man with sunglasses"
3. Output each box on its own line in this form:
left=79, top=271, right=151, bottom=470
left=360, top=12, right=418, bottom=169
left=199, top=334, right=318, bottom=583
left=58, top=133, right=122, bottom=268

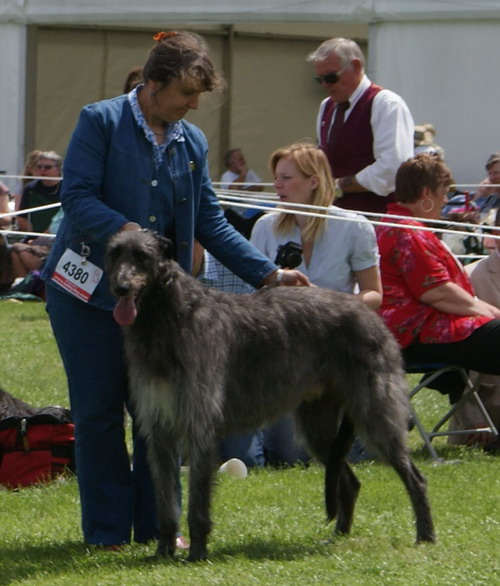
left=308, top=38, right=414, bottom=214
left=17, top=151, right=62, bottom=235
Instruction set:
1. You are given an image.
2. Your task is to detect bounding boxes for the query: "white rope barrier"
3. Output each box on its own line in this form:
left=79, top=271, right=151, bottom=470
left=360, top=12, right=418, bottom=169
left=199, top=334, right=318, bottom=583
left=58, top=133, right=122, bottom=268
left=0, top=229, right=56, bottom=240
left=215, top=188, right=500, bottom=242
left=0, top=174, right=62, bottom=182
left=0, top=202, right=61, bottom=219
left=0, top=175, right=498, bottom=250
left=212, top=181, right=500, bottom=190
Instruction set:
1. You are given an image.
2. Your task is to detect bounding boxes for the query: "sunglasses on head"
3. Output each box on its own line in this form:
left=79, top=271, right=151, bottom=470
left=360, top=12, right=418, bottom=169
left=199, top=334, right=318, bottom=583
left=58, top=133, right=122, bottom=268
left=314, top=68, right=345, bottom=85
left=36, top=164, right=57, bottom=170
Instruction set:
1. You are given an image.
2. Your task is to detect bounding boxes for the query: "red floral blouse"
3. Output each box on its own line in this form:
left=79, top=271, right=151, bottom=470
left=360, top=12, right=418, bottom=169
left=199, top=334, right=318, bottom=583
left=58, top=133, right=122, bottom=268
left=376, top=203, right=492, bottom=348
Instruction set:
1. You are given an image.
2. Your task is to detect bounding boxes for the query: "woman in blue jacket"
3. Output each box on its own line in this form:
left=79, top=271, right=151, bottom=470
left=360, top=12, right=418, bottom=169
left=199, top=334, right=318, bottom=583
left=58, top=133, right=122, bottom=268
left=43, top=30, right=308, bottom=549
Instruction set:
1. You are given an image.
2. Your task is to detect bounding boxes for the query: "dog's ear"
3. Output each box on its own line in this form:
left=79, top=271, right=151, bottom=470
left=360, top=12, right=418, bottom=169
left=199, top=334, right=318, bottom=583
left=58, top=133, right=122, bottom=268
left=154, top=233, right=175, bottom=259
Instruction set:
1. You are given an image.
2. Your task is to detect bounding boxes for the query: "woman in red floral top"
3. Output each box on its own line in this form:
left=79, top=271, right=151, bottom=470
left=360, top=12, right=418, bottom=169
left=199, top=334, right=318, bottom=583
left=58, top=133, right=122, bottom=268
left=377, top=154, right=500, bottom=373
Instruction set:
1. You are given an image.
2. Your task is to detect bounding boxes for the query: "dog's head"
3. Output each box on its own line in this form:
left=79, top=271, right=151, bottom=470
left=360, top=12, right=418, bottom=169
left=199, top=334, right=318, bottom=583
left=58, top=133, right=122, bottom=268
left=105, top=229, right=175, bottom=326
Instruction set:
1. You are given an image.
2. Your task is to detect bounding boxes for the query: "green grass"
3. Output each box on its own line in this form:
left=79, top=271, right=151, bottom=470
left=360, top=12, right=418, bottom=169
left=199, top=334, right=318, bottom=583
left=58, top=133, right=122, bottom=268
left=0, top=301, right=499, bottom=585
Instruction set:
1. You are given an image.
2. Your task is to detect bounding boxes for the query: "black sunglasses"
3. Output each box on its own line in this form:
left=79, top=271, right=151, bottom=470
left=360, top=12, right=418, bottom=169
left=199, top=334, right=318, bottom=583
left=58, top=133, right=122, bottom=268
left=36, top=164, right=57, bottom=170
left=314, top=69, right=344, bottom=85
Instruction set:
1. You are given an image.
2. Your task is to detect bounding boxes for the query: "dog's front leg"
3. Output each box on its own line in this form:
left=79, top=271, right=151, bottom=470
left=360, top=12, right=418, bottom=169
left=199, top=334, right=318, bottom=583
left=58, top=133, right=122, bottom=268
left=146, top=424, right=181, bottom=559
left=186, top=443, right=218, bottom=562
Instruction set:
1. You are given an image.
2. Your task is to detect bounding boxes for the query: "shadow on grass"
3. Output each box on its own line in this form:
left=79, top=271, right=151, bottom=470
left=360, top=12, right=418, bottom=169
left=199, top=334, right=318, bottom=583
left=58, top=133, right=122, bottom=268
left=410, top=441, right=490, bottom=464
left=0, top=534, right=337, bottom=583
left=0, top=541, right=156, bottom=585
left=209, top=535, right=337, bottom=562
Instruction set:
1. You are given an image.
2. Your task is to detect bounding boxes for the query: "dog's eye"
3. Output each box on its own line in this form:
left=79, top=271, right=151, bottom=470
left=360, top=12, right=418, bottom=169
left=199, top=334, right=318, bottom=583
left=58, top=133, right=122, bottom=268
left=106, top=249, right=120, bottom=263
left=133, top=250, right=151, bottom=263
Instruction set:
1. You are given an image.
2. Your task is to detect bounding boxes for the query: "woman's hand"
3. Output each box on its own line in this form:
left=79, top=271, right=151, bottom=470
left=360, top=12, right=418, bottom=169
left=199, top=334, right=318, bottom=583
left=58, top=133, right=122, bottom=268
left=281, top=269, right=311, bottom=287
left=120, top=222, right=141, bottom=231
left=261, top=269, right=311, bottom=288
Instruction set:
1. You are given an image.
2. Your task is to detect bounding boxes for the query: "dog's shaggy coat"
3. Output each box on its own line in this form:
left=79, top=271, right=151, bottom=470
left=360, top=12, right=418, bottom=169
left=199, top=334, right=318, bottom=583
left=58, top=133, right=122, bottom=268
left=106, top=230, right=435, bottom=561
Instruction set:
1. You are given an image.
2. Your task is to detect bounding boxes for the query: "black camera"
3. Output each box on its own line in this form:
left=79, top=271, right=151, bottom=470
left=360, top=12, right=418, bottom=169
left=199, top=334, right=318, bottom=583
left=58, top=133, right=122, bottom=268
left=274, top=241, right=303, bottom=269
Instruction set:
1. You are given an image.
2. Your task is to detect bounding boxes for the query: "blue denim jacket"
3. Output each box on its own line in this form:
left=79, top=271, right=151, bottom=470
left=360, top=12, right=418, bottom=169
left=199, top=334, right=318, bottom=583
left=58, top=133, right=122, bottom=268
left=42, top=95, right=276, bottom=310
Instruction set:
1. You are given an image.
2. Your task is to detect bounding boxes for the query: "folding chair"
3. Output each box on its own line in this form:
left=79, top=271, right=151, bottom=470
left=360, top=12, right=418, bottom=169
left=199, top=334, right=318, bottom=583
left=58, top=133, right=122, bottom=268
left=406, top=364, right=499, bottom=460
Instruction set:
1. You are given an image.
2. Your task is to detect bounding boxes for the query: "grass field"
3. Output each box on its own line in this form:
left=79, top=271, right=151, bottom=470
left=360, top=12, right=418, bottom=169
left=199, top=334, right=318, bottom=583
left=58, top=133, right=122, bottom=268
left=0, top=301, right=498, bottom=585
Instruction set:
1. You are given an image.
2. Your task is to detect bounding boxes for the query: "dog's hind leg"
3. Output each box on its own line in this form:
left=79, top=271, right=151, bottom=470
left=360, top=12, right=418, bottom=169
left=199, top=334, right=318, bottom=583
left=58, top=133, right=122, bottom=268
left=333, top=462, right=361, bottom=536
left=354, top=364, right=435, bottom=544
left=322, top=415, right=357, bottom=523
left=186, top=443, right=218, bottom=562
left=368, top=426, right=436, bottom=544
left=297, top=402, right=360, bottom=537
left=388, top=454, right=435, bottom=544
left=323, top=416, right=361, bottom=536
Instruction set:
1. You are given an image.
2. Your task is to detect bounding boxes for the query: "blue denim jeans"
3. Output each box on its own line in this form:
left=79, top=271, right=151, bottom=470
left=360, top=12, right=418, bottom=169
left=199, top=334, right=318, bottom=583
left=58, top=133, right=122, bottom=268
left=219, top=415, right=311, bottom=469
left=219, top=430, right=266, bottom=468
left=262, top=415, right=311, bottom=467
left=46, top=285, right=179, bottom=545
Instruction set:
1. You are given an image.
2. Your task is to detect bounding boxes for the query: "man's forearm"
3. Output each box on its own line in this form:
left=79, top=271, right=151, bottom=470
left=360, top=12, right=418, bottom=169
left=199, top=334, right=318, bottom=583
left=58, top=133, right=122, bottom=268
left=337, top=175, right=368, bottom=194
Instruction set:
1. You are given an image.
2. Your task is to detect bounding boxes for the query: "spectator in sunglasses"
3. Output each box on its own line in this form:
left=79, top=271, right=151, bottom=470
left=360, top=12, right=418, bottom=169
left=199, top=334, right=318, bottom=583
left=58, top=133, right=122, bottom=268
left=17, top=151, right=62, bottom=235
left=308, top=38, right=414, bottom=214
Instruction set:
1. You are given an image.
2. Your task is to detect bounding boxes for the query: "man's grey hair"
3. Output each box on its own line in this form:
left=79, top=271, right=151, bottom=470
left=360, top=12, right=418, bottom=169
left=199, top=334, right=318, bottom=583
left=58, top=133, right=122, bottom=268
left=307, top=38, right=365, bottom=70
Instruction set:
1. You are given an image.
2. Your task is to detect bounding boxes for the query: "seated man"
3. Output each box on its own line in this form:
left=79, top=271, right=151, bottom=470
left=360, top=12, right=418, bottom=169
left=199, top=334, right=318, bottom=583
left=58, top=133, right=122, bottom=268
left=220, top=148, right=265, bottom=238
left=472, top=152, right=500, bottom=221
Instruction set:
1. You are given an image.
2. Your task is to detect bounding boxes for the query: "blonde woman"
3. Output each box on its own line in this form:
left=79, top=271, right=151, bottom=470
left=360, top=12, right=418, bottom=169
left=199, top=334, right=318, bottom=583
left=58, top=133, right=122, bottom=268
left=251, top=142, right=381, bottom=308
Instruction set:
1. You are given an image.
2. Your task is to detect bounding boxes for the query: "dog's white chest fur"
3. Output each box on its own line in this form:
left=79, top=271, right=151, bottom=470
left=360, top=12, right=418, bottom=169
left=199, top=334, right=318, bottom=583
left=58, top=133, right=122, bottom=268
left=130, top=375, right=177, bottom=433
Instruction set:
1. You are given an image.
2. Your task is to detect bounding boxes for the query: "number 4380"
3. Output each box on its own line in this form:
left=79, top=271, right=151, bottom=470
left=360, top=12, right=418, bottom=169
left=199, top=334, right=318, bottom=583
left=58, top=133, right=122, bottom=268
left=62, top=261, right=89, bottom=284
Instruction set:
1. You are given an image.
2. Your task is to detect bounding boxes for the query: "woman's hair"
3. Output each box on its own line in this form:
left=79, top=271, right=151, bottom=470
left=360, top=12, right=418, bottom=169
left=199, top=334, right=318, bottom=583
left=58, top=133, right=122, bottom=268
left=270, top=143, right=335, bottom=242
left=22, top=150, right=43, bottom=186
left=307, top=38, right=365, bottom=70
left=395, top=153, right=453, bottom=204
left=142, top=31, right=224, bottom=93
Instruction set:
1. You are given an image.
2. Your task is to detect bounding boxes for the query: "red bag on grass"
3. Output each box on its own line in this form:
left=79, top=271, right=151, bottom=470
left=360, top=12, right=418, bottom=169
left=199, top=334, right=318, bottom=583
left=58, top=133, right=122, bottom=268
left=0, top=389, right=75, bottom=489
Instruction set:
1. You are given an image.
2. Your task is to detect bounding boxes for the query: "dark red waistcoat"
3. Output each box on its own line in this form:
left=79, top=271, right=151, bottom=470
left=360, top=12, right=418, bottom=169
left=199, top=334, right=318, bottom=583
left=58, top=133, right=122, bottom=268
left=320, top=83, right=394, bottom=214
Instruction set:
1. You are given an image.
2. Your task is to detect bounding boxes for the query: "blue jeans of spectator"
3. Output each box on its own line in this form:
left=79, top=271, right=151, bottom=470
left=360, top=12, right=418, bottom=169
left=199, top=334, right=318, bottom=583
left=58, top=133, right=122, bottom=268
left=220, top=415, right=311, bottom=468
left=220, top=430, right=265, bottom=468
left=263, top=415, right=311, bottom=467
left=46, top=285, right=181, bottom=545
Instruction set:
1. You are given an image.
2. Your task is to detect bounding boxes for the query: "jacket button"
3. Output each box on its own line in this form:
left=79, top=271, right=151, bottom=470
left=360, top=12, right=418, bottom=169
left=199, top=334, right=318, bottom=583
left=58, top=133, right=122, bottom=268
left=179, top=241, right=189, bottom=249
left=151, top=180, right=158, bottom=187
left=148, top=215, right=157, bottom=222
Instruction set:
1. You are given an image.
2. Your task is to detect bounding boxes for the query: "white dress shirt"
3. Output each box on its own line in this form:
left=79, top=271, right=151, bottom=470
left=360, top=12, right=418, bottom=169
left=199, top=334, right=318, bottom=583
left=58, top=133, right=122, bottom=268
left=316, top=75, right=414, bottom=196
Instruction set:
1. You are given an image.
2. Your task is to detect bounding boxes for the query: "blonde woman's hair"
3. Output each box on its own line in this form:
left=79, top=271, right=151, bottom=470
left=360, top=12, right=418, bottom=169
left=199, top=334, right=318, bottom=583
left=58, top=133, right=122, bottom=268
left=269, top=143, right=335, bottom=242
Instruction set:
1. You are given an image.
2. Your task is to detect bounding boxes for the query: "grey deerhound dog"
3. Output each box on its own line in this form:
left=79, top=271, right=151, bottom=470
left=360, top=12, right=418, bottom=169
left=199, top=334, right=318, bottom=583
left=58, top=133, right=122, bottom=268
left=105, top=230, right=435, bottom=562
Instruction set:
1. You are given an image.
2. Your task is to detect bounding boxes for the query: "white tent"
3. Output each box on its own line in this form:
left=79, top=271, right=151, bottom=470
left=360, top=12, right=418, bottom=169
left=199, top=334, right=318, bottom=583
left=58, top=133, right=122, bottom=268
left=1, top=1, right=500, bottom=186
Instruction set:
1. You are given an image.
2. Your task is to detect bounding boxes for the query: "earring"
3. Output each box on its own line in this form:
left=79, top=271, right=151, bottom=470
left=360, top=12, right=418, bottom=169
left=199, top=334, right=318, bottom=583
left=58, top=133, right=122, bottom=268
left=420, top=199, right=434, bottom=213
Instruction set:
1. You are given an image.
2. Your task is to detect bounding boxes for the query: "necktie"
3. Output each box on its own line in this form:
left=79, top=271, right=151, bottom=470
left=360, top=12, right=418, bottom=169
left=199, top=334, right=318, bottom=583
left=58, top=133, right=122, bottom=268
left=329, top=101, right=350, bottom=145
